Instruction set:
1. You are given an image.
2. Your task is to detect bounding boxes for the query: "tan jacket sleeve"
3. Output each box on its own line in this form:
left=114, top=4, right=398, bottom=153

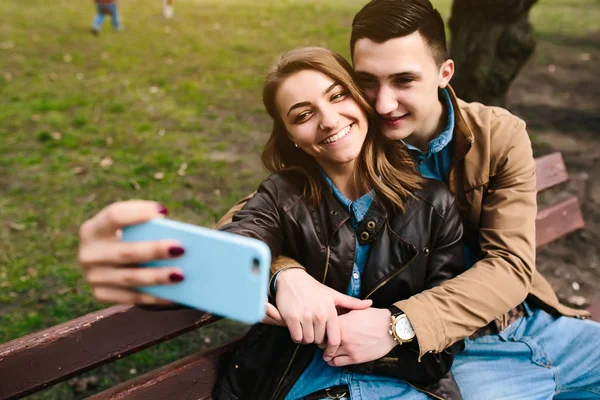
left=213, top=192, right=303, bottom=276
left=395, top=119, right=537, bottom=358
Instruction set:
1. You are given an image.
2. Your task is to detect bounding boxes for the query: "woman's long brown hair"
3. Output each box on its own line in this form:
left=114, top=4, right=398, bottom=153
left=261, top=47, right=423, bottom=212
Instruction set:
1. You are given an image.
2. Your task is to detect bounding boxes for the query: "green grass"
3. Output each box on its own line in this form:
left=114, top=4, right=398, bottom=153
left=0, top=0, right=598, bottom=398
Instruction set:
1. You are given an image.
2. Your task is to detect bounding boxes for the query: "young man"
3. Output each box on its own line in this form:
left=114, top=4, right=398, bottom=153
left=218, top=0, right=600, bottom=398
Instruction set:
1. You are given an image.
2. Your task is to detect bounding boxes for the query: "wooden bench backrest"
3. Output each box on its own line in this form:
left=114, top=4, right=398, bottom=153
left=0, top=152, right=594, bottom=400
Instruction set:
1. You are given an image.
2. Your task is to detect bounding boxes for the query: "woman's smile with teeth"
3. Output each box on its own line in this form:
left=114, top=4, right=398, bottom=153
left=320, top=124, right=352, bottom=145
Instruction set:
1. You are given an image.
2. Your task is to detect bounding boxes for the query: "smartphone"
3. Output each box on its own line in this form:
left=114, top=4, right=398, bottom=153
left=121, top=218, right=271, bottom=324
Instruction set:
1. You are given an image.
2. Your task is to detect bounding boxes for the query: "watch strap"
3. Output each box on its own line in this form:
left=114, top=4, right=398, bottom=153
left=388, top=305, right=403, bottom=317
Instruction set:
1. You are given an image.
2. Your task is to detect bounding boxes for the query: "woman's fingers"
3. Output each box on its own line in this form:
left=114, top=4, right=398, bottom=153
left=323, top=315, right=341, bottom=361
left=91, top=285, right=174, bottom=305
left=79, top=239, right=184, bottom=268
left=80, top=200, right=167, bottom=242
left=85, top=266, right=184, bottom=288
left=262, top=303, right=285, bottom=326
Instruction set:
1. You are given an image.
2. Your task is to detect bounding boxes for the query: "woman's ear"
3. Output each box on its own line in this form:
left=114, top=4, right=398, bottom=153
left=438, top=59, right=454, bottom=89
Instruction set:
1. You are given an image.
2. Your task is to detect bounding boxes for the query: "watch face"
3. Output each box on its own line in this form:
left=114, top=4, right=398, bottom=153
left=394, top=316, right=415, bottom=340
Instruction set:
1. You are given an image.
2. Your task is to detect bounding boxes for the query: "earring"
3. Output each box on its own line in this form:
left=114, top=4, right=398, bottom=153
left=294, top=143, right=299, bottom=148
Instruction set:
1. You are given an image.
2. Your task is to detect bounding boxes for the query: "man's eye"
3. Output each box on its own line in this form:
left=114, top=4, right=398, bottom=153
left=393, top=78, right=413, bottom=86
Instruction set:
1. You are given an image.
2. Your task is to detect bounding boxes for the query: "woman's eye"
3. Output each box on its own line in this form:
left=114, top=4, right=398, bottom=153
left=331, top=91, right=347, bottom=101
left=294, top=112, right=310, bottom=123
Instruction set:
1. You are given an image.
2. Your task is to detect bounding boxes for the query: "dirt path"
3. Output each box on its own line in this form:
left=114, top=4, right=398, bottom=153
left=509, top=32, right=600, bottom=312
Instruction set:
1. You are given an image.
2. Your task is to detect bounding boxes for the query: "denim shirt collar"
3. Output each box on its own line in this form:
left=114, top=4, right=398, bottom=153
left=320, top=171, right=375, bottom=224
left=404, top=87, right=455, bottom=156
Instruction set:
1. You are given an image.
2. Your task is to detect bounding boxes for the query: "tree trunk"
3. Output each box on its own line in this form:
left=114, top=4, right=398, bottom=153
left=448, top=0, right=538, bottom=107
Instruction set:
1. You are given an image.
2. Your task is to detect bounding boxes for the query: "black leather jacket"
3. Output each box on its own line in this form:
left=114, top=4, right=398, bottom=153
left=215, top=171, right=465, bottom=400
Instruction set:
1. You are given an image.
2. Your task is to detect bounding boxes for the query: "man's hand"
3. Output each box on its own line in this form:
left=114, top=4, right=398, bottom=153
left=276, top=268, right=372, bottom=358
left=324, top=307, right=397, bottom=367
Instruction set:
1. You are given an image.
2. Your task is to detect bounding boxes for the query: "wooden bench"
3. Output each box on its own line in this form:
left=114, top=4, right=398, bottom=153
left=1, top=151, right=598, bottom=400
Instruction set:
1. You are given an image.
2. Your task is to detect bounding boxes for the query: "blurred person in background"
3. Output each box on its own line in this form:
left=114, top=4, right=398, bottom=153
left=92, top=0, right=121, bottom=35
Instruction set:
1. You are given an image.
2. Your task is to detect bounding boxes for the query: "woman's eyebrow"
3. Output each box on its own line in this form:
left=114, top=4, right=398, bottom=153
left=287, top=82, right=340, bottom=116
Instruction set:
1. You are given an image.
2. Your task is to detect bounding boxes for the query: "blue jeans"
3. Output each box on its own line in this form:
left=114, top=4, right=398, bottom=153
left=452, top=304, right=600, bottom=399
left=93, top=4, right=120, bottom=30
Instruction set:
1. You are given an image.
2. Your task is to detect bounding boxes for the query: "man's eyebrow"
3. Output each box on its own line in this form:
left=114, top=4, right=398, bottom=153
left=353, top=71, right=421, bottom=80
left=286, top=82, right=340, bottom=116
left=389, top=71, right=420, bottom=80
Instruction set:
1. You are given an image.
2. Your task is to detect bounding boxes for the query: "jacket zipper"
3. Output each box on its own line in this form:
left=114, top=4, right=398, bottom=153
left=364, top=251, right=418, bottom=300
left=270, top=246, right=332, bottom=400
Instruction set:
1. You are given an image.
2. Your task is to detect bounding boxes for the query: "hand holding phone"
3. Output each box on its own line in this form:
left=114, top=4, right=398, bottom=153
left=122, top=218, right=271, bottom=324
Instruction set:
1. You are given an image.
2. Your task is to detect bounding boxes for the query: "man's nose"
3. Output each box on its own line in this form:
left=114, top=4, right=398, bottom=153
left=375, top=85, right=398, bottom=116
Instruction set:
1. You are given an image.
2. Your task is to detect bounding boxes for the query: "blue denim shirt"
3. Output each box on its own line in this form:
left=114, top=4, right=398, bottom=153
left=405, top=88, right=476, bottom=269
left=285, top=175, right=412, bottom=400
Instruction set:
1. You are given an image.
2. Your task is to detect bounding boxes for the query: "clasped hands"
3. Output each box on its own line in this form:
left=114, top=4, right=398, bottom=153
left=264, top=268, right=397, bottom=367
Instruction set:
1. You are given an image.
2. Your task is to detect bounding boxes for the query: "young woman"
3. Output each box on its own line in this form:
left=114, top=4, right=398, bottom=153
left=78, top=47, right=465, bottom=400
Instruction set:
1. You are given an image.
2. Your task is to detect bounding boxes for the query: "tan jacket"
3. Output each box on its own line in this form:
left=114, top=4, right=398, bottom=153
left=215, top=86, right=588, bottom=359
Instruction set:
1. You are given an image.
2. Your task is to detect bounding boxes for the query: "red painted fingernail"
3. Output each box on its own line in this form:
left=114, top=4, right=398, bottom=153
left=157, top=204, right=168, bottom=215
left=168, top=246, right=185, bottom=257
left=169, top=273, right=185, bottom=283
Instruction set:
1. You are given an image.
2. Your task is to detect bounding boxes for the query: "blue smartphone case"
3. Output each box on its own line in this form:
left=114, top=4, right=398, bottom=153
left=121, top=218, right=271, bottom=324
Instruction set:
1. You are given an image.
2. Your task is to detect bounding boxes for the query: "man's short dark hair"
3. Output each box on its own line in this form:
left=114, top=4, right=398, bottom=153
left=351, top=0, right=448, bottom=66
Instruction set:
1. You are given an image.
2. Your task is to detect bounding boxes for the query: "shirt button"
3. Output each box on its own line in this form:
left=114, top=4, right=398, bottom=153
left=353, top=272, right=360, bottom=279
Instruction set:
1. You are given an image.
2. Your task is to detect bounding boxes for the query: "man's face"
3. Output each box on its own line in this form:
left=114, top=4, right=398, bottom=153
left=352, top=32, right=452, bottom=141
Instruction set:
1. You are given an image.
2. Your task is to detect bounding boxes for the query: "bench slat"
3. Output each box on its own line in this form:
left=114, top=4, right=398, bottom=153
left=0, top=305, right=218, bottom=400
left=588, top=302, right=600, bottom=323
left=535, top=152, right=569, bottom=193
left=88, top=337, right=243, bottom=400
left=535, top=196, right=584, bottom=249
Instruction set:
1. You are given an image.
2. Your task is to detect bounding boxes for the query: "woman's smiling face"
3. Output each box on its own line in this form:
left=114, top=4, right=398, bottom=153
left=276, top=69, right=369, bottom=172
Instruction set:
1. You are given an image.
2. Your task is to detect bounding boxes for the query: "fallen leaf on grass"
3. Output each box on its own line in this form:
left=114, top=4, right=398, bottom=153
left=9, top=222, right=26, bottom=231
left=129, top=179, right=141, bottom=191
left=99, top=157, right=113, bottom=168
left=71, top=166, right=86, bottom=175
left=177, top=162, right=188, bottom=176
left=51, top=132, right=62, bottom=140
left=0, top=41, right=15, bottom=50
left=3, top=72, right=13, bottom=82
left=67, top=376, right=99, bottom=393
left=26, top=267, right=38, bottom=277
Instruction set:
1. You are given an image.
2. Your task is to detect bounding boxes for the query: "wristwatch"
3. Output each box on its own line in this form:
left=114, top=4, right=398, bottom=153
left=388, top=305, right=415, bottom=344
